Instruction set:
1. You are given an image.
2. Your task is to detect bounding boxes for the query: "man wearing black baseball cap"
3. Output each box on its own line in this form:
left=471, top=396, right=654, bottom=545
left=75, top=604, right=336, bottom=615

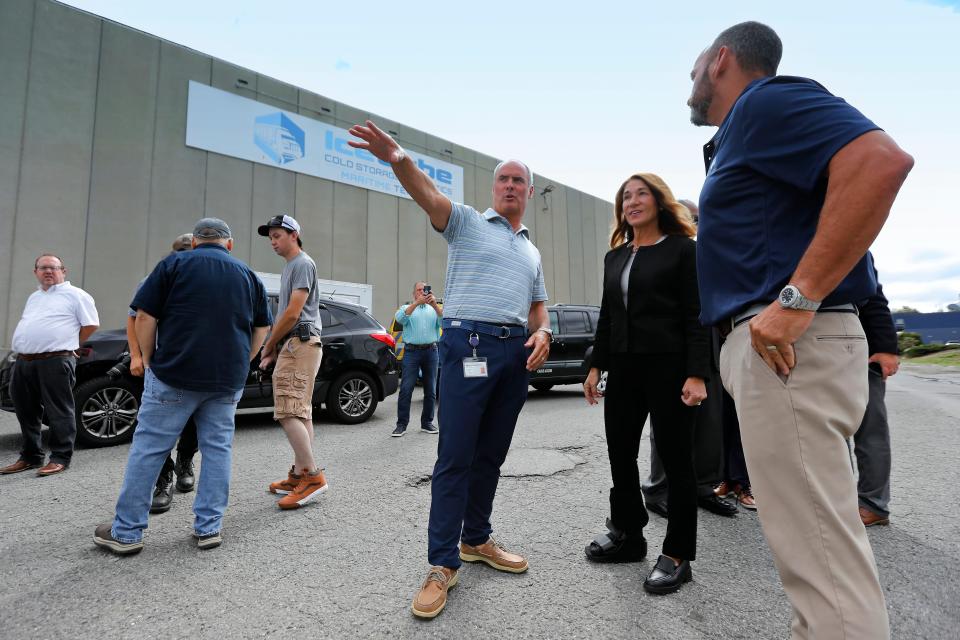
left=258, top=214, right=326, bottom=510
left=258, top=214, right=302, bottom=247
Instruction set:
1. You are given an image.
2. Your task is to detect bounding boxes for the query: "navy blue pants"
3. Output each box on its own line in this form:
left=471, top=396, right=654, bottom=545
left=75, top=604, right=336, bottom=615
left=427, top=328, right=530, bottom=568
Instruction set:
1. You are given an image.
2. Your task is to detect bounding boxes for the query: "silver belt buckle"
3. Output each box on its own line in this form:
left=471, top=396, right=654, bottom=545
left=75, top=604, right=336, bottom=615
left=499, top=326, right=511, bottom=339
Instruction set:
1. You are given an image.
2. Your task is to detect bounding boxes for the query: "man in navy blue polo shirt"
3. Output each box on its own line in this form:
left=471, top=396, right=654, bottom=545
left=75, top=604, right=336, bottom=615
left=688, top=22, right=912, bottom=639
left=349, top=122, right=551, bottom=619
left=94, top=218, right=271, bottom=555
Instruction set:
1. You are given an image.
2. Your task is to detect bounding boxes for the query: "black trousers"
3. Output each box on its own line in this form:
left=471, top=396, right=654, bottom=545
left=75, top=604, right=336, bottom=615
left=643, top=373, right=725, bottom=501
left=10, top=356, right=77, bottom=465
left=158, top=416, right=198, bottom=478
left=604, top=353, right=698, bottom=560
left=721, top=388, right=750, bottom=487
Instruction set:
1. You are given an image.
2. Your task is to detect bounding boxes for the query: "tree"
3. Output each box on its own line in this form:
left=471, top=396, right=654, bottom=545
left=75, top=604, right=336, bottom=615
left=947, top=303, right=960, bottom=312
left=892, top=306, right=919, bottom=314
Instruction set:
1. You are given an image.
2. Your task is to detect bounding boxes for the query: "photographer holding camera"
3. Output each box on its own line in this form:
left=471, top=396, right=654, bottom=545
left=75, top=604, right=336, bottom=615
left=392, top=282, right=442, bottom=437
left=258, top=214, right=326, bottom=510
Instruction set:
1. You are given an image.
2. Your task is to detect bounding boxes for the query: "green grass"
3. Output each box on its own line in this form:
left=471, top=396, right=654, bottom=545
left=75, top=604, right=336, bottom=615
left=904, top=349, right=960, bottom=366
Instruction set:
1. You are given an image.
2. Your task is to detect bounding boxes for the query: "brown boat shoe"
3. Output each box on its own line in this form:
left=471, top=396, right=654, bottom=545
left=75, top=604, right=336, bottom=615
left=0, top=459, right=40, bottom=475
left=459, top=536, right=529, bottom=573
left=411, top=566, right=458, bottom=619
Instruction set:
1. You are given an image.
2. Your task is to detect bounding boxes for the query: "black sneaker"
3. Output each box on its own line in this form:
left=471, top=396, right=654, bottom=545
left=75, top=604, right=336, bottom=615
left=93, top=522, right=143, bottom=555
left=421, top=424, right=439, bottom=434
left=174, top=455, right=195, bottom=493
left=150, top=472, right=174, bottom=514
left=391, top=425, right=407, bottom=437
left=195, top=531, right=222, bottom=550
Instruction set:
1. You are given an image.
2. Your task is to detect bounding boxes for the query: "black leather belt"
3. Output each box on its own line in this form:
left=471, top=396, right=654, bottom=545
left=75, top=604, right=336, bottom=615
left=441, top=319, right=526, bottom=339
left=717, top=303, right=857, bottom=338
left=17, top=350, right=75, bottom=361
left=405, top=342, right=437, bottom=350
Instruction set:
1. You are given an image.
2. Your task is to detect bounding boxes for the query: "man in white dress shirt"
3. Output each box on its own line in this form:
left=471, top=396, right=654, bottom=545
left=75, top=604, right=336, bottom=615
left=0, top=254, right=99, bottom=476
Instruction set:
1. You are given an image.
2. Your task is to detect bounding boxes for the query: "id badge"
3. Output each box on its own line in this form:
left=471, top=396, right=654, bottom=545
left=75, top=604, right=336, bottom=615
left=462, top=356, right=488, bottom=378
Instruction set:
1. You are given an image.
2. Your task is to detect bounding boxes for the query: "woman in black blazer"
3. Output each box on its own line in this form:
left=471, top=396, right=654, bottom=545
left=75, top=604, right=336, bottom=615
left=582, top=172, right=709, bottom=595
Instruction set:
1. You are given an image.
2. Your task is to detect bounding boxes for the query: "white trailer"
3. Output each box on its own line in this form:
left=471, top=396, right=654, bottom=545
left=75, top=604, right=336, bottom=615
left=255, top=273, right=373, bottom=311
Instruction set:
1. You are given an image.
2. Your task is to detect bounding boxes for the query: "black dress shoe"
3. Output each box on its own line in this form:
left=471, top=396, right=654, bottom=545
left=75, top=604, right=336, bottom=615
left=698, top=494, right=738, bottom=517
left=584, top=519, right=647, bottom=563
left=174, top=455, right=195, bottom=493
left=643, top=555, right=692, bottom=594
left=150, top=472, right=174, bottom=513
left=646, top=499, right=669, bottom=518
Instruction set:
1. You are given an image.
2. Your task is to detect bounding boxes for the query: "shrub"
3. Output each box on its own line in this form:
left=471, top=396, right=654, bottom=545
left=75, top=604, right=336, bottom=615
left=898, top=332, right=922, bottom=351
left=902, top=343, right=960, bottom=358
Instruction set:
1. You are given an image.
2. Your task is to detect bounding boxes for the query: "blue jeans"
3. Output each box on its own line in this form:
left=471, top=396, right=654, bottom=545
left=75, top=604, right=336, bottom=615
left=396, top=344, right=438, bottom=429
left=112, top=369, right=242, bottom=543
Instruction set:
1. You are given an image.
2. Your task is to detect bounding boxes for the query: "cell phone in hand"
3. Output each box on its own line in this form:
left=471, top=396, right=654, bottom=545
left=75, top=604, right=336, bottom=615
left=423, top=285, right=431, bottom=295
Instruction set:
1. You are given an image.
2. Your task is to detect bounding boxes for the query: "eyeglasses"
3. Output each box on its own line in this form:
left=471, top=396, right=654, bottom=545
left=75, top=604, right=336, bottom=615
left=36, top=266, right=64, bottom=272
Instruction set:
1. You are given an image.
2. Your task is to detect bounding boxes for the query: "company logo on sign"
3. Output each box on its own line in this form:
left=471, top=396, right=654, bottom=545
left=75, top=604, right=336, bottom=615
left=254, top=112, right=305, bottom=165
left=185, top=82, right=464, bottom=202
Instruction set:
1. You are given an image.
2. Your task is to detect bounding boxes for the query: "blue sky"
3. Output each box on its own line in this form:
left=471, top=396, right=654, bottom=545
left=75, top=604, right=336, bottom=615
left=63, top=0, right=960, bottom=311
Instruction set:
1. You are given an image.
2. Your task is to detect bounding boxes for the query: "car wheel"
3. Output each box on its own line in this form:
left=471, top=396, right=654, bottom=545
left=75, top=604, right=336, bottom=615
left=74, top=376, right=141, bottom=447
left=326, top=371, right=379, bottom=424
left=531, top=382, right=554, bottom=392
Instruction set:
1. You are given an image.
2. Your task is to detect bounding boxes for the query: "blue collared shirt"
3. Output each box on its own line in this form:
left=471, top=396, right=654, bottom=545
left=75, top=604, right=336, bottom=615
left=132, top=243, right=272, bottom=392
left=697, top=76, right=881, bottom=326
left=440, top=203, right=548, bottom=326
left=394, top=303, right=441, bottom=345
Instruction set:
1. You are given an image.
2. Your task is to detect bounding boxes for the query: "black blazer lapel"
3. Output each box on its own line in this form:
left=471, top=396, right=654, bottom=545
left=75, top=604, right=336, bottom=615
left=607, top=244, right=633, bottom=314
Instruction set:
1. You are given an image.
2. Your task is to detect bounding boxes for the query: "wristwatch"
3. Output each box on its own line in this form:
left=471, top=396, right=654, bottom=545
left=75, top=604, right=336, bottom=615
left=391, top=148, right=406, bottom=164
left=536, top=327, right=554, bottom=342
left=778, top=284, right=821, bottom=312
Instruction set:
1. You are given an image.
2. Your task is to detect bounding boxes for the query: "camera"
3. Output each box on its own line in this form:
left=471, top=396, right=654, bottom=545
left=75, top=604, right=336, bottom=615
left=107, top=355, right=132, bottom=379
left=423, top=285, right=431, bottom=295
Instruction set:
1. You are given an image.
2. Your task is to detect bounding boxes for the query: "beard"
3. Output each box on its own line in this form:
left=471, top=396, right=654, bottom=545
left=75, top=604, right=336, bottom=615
left=688, top=77, right=714, bottom=127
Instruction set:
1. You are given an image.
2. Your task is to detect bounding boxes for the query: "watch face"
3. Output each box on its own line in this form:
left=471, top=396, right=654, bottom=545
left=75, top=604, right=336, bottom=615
left=780, top=288, right=796, bottom=305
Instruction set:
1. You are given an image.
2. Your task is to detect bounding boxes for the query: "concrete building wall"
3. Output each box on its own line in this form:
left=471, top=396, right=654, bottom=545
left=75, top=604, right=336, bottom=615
left=1, top=0, right=613, bottom=347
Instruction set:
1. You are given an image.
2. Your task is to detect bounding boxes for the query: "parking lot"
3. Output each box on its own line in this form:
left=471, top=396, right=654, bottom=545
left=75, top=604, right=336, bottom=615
left=1, top=367, right=958, bottom=639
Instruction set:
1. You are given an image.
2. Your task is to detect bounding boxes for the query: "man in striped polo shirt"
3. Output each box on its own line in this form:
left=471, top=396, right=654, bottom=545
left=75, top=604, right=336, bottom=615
left=349, top=121, right=552, bottom=619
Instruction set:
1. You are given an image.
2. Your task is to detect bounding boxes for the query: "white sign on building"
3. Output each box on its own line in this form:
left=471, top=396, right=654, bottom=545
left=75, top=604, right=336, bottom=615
left=186, top=81, right=464, bottom=202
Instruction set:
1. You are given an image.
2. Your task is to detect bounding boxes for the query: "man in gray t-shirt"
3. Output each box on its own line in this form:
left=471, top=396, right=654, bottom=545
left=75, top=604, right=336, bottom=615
left=257, top=214, right=327, bottom=510
left=279, top=251, right=322, bottom=336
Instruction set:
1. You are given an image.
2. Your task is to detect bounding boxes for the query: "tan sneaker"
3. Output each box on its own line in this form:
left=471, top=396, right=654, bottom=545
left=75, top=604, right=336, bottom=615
left=411, top=567, right=458, bottom=619
left=269, top=465, right=301, bottom=495
left=278, top=469, right=328, bottom=509
left=459, top=536, right=528, bottom=573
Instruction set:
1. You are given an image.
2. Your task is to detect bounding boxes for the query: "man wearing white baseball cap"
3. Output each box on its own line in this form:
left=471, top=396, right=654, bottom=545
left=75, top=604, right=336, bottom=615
left=257, top=214, right=326, bottom=509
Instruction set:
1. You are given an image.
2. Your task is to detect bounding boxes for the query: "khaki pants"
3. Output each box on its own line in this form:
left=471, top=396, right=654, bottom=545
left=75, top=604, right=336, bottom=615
left=720, top=312, right=889, bottom=640
left=272, top=336, right=322, bottom=421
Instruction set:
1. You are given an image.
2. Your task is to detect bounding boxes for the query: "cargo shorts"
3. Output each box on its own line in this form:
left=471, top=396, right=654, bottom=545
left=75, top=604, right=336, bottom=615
left=272, top=336, right=322, bottom=421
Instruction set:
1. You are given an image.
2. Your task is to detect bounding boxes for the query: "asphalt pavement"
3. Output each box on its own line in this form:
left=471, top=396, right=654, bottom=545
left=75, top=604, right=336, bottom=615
left=0, top=366, right=958, bottom=639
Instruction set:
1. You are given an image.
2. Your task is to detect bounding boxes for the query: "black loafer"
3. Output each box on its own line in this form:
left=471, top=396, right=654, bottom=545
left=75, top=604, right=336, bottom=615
left=646, top=499, right=669, bottom=518
left=643, top=555, right=692, bottom=594
left=698, top=494, right=738, bottom=517
left=584, top=519, right=647, bottom=563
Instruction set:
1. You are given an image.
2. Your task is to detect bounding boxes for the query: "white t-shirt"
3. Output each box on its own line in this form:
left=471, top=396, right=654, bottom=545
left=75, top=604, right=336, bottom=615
left=11, top=281, right=100, bottom=353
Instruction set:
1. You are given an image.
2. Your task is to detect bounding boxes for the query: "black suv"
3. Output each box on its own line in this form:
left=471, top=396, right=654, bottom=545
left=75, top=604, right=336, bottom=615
left=0, top=297, right=399, bottom=448
left=529, top=303, right=600, bottom=391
